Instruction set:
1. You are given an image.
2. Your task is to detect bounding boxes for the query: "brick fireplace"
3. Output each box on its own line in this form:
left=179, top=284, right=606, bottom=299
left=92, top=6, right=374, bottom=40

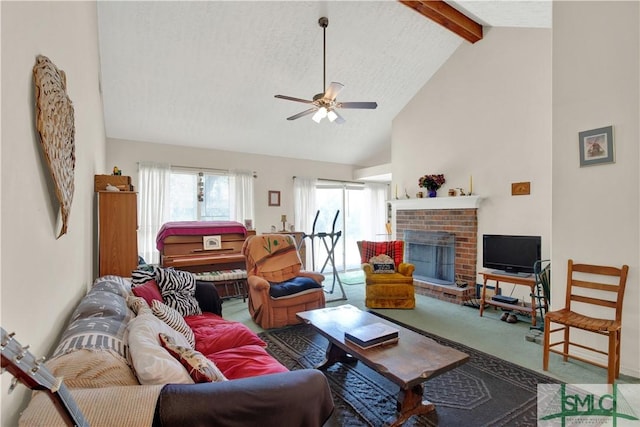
left=391, top=196, right=481, bottom=304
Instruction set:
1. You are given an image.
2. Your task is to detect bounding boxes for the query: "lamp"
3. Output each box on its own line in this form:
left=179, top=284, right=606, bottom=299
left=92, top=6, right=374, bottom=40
left=312, top=107, right=327, bottom=123
left=327, top=109, right=338, bottom=122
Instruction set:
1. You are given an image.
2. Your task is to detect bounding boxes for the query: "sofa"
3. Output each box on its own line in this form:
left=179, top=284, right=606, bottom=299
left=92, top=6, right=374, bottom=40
left=18, top=274, right=334, bottom=426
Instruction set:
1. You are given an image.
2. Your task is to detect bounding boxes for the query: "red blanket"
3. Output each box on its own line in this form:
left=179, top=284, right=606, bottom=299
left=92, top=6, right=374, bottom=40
left=156, top=221, right=246, bottom=250
left=185, top=313, right=288, bottom=380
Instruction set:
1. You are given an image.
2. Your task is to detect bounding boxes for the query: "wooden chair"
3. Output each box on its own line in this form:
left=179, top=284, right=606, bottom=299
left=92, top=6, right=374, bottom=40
left=543, top=259, right=629, bottom=383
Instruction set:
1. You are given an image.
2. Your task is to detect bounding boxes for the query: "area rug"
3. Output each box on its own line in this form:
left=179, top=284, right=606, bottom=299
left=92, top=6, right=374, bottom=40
left=259, top=314, right=558, bottom=427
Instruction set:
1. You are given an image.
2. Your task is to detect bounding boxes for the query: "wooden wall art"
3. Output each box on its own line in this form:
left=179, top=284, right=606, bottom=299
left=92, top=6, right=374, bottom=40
left=33, top=55, right=75, bottom=238
left=511, top=181, right=530, bottom=196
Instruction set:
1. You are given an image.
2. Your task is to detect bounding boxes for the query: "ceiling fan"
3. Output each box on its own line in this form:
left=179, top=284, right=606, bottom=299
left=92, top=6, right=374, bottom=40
left=275, top=17, right=378, bottom=124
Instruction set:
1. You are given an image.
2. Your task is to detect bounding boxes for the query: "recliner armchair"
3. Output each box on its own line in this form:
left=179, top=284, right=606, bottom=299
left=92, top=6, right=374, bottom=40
left=357, top=240, right=415, bottom=309
left=243, top=234, right=325, bottom=329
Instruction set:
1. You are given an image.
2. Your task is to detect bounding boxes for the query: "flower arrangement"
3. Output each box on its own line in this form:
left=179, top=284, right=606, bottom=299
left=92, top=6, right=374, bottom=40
left=418, top=174, right=446, bottom=191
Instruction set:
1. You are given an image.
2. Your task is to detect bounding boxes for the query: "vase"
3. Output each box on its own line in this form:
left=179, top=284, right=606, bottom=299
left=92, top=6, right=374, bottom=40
left=427, top=189, right=437, bottom=198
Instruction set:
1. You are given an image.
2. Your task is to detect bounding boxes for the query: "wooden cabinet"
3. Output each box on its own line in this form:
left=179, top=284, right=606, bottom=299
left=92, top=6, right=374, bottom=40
left=97, top=191, right=138, bottom=277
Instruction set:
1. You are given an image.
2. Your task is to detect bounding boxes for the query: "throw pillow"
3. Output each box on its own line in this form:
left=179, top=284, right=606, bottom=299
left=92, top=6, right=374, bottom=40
left=360, top=241, right=404, bottom=267
left=369, top=254, right=395, bottom=274
left=126, top=295, right=152, bottom=316
left=156, top=268, right=202, bottom=317
left=151, top=300, right=196, bottom=348
left=131, top=279, right=163, bottom=306
left=126, top=313, right=194, bottom=385
left=131, top=267, right=158, bottom=285
left=159, top=333, right=227, bottom=383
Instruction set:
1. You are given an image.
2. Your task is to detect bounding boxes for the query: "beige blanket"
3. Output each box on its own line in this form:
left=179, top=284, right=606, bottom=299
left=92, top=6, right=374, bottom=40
left=243, top=234, right=302, bottom=282
left=19, top=385, right=162, bottom=426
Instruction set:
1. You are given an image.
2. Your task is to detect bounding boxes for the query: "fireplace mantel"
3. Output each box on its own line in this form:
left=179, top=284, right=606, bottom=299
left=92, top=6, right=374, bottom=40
left=389, top=195, right=482, bottom=211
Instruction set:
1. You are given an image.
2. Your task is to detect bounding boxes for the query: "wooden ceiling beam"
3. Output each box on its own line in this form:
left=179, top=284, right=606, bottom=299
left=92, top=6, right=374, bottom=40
left=399, top=0, right=483, bottom=44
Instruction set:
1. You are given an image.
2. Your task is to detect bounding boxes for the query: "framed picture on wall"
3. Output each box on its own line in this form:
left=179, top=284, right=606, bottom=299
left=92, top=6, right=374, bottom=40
left=579, top=125, right=614, bottom=167
left=268, top=190, right=281, bottom=206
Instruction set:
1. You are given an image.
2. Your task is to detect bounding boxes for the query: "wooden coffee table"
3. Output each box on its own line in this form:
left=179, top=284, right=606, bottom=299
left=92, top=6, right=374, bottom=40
left=297, top=304, right=469, bottom=427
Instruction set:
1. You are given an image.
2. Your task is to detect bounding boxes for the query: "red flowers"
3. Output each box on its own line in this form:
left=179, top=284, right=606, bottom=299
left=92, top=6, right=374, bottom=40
left=418, top=174, right=446, bottom=191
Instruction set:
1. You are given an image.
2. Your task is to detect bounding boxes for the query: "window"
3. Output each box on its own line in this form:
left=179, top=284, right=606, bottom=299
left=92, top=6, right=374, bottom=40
left=168, top=170, right=230, bottom=221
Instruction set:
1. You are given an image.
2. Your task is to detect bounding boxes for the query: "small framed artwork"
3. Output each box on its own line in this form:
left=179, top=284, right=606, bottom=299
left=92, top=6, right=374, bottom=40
left=579, top=125, right=614, bottom=167
left=203, top=235, right=222, bottom=250
left=511, top=182, right=530, bottom=196
left=268, top=190, right=280, bottom=206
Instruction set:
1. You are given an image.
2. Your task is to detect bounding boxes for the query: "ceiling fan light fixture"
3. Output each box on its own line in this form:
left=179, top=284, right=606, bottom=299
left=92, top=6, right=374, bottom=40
left=327, top=109, right=338, bottom=122
left=312, top=107, right=327, bottom=123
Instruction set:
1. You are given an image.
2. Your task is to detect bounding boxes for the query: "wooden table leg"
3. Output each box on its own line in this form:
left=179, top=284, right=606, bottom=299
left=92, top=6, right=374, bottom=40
left=385, top=383, right=435, bottom=427
left=315, top=342, right=356, bottom=370
left=479, top=277, right=488, bottom=317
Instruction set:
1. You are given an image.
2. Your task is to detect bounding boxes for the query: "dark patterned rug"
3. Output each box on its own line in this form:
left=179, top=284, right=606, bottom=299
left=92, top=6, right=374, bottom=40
left=259, top=313, right=559, bottom=427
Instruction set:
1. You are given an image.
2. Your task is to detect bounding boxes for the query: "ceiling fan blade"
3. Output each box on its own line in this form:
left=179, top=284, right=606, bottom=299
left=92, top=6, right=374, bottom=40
left=275, top=95, right=314, bottom=104
left=323, top=82, right=344, bottom=101
left=332, top=110, right=346, bottom=124
left=286, top=107, right=318, bottom=121
left=337, top=101, right=378, bottom=109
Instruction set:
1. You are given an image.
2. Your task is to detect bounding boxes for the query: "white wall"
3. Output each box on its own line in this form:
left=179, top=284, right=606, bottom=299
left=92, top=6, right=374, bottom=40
left=552, top=1, right=640, bottom=378
left=0, top=2, right=107, bottom=424
left=392, top=27, right=552, bottom=301
left=107, top=138, right=355, bottom=234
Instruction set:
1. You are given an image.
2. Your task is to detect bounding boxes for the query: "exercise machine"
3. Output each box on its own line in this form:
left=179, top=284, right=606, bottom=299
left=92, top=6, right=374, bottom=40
left=301, top=210, right=347, bottom=302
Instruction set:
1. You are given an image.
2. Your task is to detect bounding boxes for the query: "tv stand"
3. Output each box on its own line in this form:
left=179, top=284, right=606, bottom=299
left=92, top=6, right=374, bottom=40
left=479, top=271, right=540, bottom=327
left=491, top=270, right=532, bottom=278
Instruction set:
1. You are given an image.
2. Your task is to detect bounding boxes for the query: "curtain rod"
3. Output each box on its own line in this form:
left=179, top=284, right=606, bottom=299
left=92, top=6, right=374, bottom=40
left=138, top=162, right=257, bottom=177
left=292, top=176, right=365, bottom=185
left=172, top=165, right=229, bottom=173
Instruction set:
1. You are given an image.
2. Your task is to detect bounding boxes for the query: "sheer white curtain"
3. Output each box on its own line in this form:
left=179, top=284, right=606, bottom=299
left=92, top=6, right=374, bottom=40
left=293, top=176, right=317, bottom=267
left=138, top=162, right=171, bottom=265
left=230, top=170, right=254, bottom=226
left=363, top=183, right=390, bottom=240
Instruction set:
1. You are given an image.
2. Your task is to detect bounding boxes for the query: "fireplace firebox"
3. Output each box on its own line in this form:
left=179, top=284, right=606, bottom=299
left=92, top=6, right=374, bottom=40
left=404, top=230, right=455, bottom=286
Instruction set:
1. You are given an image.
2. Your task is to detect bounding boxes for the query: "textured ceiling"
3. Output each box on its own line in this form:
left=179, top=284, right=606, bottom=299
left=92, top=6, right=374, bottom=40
left=97, top=1, right=551, bottom=167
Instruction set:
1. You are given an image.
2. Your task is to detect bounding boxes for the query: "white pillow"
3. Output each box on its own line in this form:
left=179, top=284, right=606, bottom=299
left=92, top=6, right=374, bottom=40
left=127, top=313, right=194, bottom=385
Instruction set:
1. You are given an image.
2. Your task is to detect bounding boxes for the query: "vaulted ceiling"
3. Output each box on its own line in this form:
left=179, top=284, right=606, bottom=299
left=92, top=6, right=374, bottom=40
left=97, top=1, right=551, bottom=167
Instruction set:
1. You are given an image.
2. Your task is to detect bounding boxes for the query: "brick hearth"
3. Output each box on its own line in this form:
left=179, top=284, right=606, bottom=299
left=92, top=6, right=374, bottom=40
left=413, top=280, right=476, bottom=304
left=391, top=197, right=481, bottom=305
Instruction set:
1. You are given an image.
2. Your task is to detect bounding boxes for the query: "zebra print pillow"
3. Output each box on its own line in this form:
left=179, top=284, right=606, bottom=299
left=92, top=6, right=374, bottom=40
left=131, top=267, right=157, bottom=285
left=156, top=268, right=202, bottom=317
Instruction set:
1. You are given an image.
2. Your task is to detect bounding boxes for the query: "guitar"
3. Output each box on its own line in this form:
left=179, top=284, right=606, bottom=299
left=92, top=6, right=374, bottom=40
left=1, top=327, right=88, bottom=427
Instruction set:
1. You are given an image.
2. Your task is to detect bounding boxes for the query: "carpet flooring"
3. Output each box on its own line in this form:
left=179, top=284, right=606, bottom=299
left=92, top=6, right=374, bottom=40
left=259, top=315, right=559, bottom=427
left=324, top=270, right=365, bottom=285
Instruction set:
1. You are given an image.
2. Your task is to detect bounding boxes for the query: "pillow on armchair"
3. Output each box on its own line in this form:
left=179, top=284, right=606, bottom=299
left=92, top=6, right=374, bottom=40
left=369, top=254, right=395, bottom=274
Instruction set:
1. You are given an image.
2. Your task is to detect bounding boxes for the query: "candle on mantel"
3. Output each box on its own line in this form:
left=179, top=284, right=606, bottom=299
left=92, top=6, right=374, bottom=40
left=395, top=184, right=398, bottom=199
left=469, top=175, right=473, bottom=195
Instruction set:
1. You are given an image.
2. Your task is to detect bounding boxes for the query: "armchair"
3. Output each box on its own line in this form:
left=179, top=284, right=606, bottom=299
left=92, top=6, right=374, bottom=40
left=243, top=234, right=325, bottom=329
left=357, top=240, right=416, bottom=309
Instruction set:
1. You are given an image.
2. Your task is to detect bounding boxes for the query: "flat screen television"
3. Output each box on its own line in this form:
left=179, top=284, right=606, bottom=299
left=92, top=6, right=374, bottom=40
left=483, top=234, right=541, bottom=276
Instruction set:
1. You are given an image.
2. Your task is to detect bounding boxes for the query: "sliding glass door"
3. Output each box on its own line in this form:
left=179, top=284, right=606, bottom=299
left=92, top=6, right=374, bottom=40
left=313, top=183, right=368, bottom=273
